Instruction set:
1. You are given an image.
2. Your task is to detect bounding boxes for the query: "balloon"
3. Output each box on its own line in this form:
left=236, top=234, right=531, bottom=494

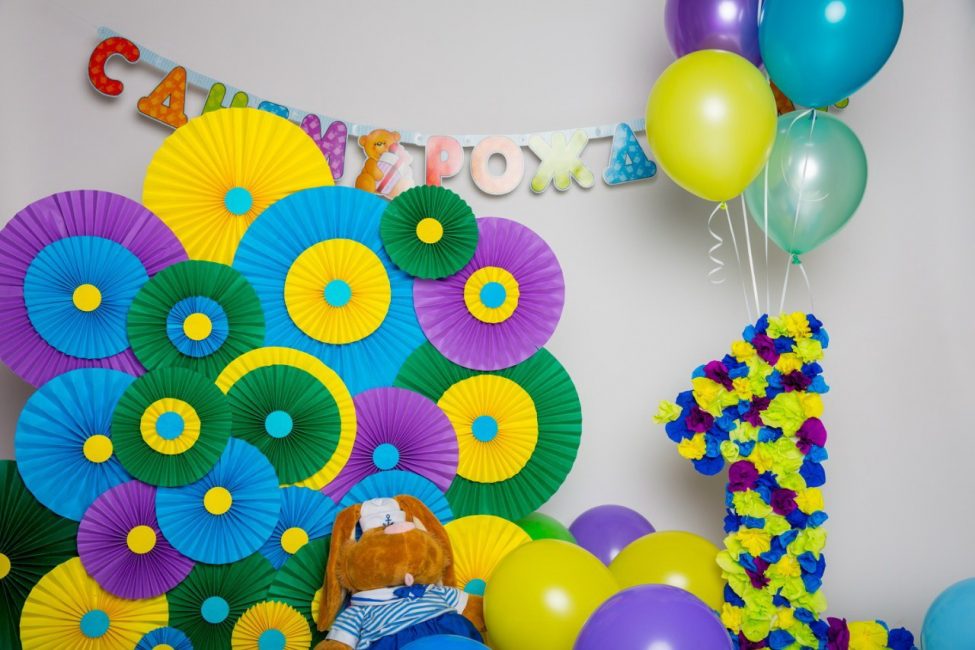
left=922, top=578, right=975, bottom=649
left=609, top=530, right=723, bottom=610
left=403, top=635, right=489, bottom=649
left=517, top=512, right=576, bottom=543
left=759, top=0, right=903, bottom=107
left=664, top=0, right=762, bottom=66
left=646, top=50, right=777, bottom=202
left=569, top=505, right=654, bottom=565
left=484, top=540, right=617, bottom=650
left=574, top=584, right=733, bottom=650
left=743, top=110, right=866, bottom=257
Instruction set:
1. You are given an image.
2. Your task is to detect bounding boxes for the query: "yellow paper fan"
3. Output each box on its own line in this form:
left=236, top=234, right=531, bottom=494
left=463, top=266, right=520, bottom=324
left=231, top=600, right=311, bottom=650
left=445, top=515, right=531, bottom=597
left=143, top=108, right=334, bottom=264
left=19, top=557, right=168, bottom=650
left=216, top=347, right=356, bottom=489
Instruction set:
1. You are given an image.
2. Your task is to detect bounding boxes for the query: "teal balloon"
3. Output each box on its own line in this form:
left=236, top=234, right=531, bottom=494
left=744, top=111, right=866, bottom=257
left=923, top=579, right=975, bottom=649
left=759, top=0, right=903, bottom=107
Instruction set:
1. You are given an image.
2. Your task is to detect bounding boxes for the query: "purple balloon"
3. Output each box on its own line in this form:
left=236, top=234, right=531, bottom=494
left=569, top=505, right=654, bottom=565
left=664, top=0, right=762, bottom=67
left=575, top=584, right=733, bottom=650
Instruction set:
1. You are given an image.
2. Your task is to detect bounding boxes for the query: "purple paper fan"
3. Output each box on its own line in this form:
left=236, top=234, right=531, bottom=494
left=0, top=190, right=186, bottom=386
left=414, top=217, right=565, bottom=371
left=77, top=480, right=194, bottom=599
left=323, top=387, right=458, bottom=501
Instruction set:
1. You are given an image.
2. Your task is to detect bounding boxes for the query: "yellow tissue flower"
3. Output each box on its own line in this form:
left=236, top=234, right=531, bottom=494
left=736, top=528, right=772, bottom=555
left=800, top=392, right=824, bottom=418
left=733, top=377, right=754, bottom=400
left=732, top=340, right=756, bottom=361
left=750, top=444, right=775, bottom=473
left=789, top=528, right=827, bottom=557
left=772, top=555, right=801, bottom=578
left=720, top=440, right=741, bottom=462
left=731, top=421, right=761, bottom=443
left=765, top=515, right=792, bottom=537
left=775, top=353, right=803, bottom=374
left=678, top=433, right=707, bottom=460
left=763, top=392, right=822, bottom=436
left=767, top=315, right=789, bottom=338
left=784, top=312, right=811, bottom=339
left=795, top=338, right=823, bottom=363
left=849, top=621, right=889, bottom=650
left=653, top=400, right=682, bottom=424
left=721, top=604, right=743, bottom=632
left=774, top=607, right=796, bottom=629
left=692, top=376, right=737, bottom=416
left=796, top=488, right=825, bottom=514
left=733, top=491, right=773, bottom=518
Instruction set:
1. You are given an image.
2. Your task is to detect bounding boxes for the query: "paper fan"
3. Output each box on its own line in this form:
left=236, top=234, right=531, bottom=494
left=445, top=515, right=531, bottom=597
left=267, top=537, right=329, bottom=635
left=112, top=366, right=232, bottom=487
left=414, top=217, right=565, bottom=371
left=19, top=557, right=168, bottom=649
left=231, top=600, right=311, bottom=650
left=0, top=461, right=78, bottom=649
left=0, top=190, right=186, bottom=386
left=339, top=471, right=453, bottom=524
left=216, top=347, right=356, bottom=491
left=259, top=487, right=337, bottom=569
left=167, top=552, right=275, bottom=650
left=233, top=186, right=425, bottom=394
left=156, top=438, right=281, bottom=564
left=143, top=107, right=334, bottom=264
left=15, top=368, right=135, bottom=520
left=395, top=344, right=582, bottom=521
left=380, top=185, right=478, bottom=279
left=137, top=627, right=194, bottom=650
left=324, top=387, right=458, bottom=502
left=78, top=480, right=194, bottom=599
left=128, top=260, right=265, bottom=378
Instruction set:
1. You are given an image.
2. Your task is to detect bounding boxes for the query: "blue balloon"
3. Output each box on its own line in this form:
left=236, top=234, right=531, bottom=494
left=759, top=0, right=903, bottom=107
left=923, top=578, right=975, bottom=649
left=402, top=636, right=488, bottom=649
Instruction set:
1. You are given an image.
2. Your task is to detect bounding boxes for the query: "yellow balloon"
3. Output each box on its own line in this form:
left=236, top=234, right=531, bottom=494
left=609, top=530, right=724, bottom=610
left=484, top=540, right=618, bottom=650
left=646, top=49, right=777, bottom=202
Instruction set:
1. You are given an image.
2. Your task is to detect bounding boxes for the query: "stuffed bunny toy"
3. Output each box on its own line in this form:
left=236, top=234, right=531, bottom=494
left=314, top=495, right=485, bottom=650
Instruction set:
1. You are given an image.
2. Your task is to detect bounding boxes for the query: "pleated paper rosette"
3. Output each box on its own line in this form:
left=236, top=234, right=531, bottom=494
left=77, top=480, right=194, bottom=599
left=445, top=515, right=531, bottom=597
left=380, top=185, right=478, bottom=279
left=0, top=190, right=186, bottom=386
left=259, top=487, right=337, bottom=570
left=15, top=368, right=135, bottom=520
left=0, top=461, right=78, bottom=649
left=19, top=557, right=168, bottom=650
left=413, top=216, right=565, bottom=371
left=396, top=344, right=582, bottom=521
left=268, top=537, right=329, bottom=640
left=231, top=600, right=312, bottom=650
left=143, top=107, right=334, bottom=264
left=324, top=387, right=458, bottom=502
left=167, top=552, right=276, bottom=650
left=233, top=186, right=425, bottom=394
left=127, top=260, right=265, bottom=378
left=216, top=347, right=356, bottom=490
left=136, top=627, right=194, bottom=650
left=338, top=471, right=454, bottom=525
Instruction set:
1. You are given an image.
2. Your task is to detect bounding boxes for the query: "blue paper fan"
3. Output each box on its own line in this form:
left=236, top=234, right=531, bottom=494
left=136, top=626, right=194, bottom=650
left=15, top=368, right=135, bottom=520
left=233, top=187, right=425, bottom=394
left=339, top=470, right=454, bottom=524
left=259, top=487, right=338, bottom=569
left=156, top=438, right=281, bottom=564
left=166, top=296, right=231, bottom=357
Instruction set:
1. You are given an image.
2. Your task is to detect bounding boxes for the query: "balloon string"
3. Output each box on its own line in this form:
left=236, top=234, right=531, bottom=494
left=707, top=202, right=727, bottom=285
left=739, top=195, right=761, bottom=321
left=763, top=164, right=770, bottom=317
left=780, top=110, right=818, bottom=314
left=723, top=202, right=754, bottom=322
left=796, top=260, right=815, bottom=313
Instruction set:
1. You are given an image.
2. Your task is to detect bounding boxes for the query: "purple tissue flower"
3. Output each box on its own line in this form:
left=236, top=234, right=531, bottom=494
left=797, top=418, right=828, bottom=454
left=771, top=488, right=798, bottom=515
left=704, top=360, right=734, bottom=391
left=827, top=618, right=850, bottom=650
left=752, top=333, right=780, bottom=365
left=728, top=460, right=759, bottom=492
left=686, top=406, right=714, bottom=433
left=781, top=370, right=812, bottom=392
left=744, top=397, right=771, bottom=427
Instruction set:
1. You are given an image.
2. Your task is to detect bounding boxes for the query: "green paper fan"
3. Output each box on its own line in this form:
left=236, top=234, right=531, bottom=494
left=168, top=552, right=275, bottom=650
left=0, top=461, right=78, bottom=649
left=226, top=365, right=341, bottom=484
left=395, top=344, right=582, bottom=521
left=267, top=536, right=330, bottom=643
left=112, top=366, right=232, bottom=487
left=380, top=185, right=478, bottom=279
left=127, top=260, right=265, bottom=379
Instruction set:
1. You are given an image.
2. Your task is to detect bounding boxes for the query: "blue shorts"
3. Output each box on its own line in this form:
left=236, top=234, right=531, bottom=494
left=371, top=611, right=483, bottom=649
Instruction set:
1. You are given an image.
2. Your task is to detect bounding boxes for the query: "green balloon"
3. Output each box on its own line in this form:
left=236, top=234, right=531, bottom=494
left=517, top=512, right=577, bottom=543
left=744, top=110, right=867, bottom=257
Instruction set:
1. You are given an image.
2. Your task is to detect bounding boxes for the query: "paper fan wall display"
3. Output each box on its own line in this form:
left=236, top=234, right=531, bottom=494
left=445, top=515, right=531, bottom=597
left=233, top=186, right=425, bottom=394
left=413, top=217, right=565, bottom=371
left=396, top=344, right=582, bottom=521
left=231, top=600, right=311, bottom=650
left=215, top=347, right=356, bottom=490
left=19, top=557, right=168, bottom=650
left=0, top=190, right=186, bottom=386
left=136, top=627, right=194, bottom=650
left=143, top=107, right=334, bottom=264
left=338, top=471, right=454, bottom=525
left=0, top=461, right=78, bottom=649
left=323, top=387, right=458, bottom=502
left=15, top=368, right=135, bottom=520
left=268, top=537, right=329, bottom=639
left=259, top=487, right=337, bottom=570
left=127, top=260, right=265, bottom=378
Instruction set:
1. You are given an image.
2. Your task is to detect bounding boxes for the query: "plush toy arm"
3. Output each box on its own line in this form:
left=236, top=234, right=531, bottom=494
left=313, top=641, right=353, bottom=650
left=462, top=593, right=486, bottom=634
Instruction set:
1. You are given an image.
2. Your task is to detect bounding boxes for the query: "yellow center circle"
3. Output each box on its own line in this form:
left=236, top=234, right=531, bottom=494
left=463, top=267, right=520, bottom=324
left=204, top=486, right=233, bottom=515
left=0, top=553, right=10, bottom=580
left=82, top=435, right=114, bottom=464
left=311, top=587, right=323, bottom=625
left=153, top=645, right=175, bottom=650
left=126, top=525, right=157, bottom=555
left=415, top=218, right=444, bottom=244
left=438, top=375, right=539, bottom=483
left=72, top=283, right=102, bottom=312
left=284, top=239, right=392, bottom=345
left=182, top=312, right=213, bottom=341
left=280, top=527, right=310, bottom=555
left=140, top=398, right=201, bottom=456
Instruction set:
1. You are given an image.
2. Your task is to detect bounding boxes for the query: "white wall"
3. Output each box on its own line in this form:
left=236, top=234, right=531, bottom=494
left=0, top=0, right=970, bottom=634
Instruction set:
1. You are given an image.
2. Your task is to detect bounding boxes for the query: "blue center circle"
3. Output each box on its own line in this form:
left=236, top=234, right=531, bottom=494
left=471, top=416, right=499, bottom=442
left=464, top=578, right=487, bottom=596
left=80, top=609, right=110, bottom=638
left=224, top=187, right=253, bottom=215
left=324, top=279, right=352, bottom=308
left=265, top=410, right=294, bottom=439
left=156, top=412, right=185, bottom=440
left=479, top=282, right=507, bottom=309
left=258, top=629, right=287, bottom=650
left=372, top=443, right=401, bottom=470
left=200, top=596, right=230, bottom=624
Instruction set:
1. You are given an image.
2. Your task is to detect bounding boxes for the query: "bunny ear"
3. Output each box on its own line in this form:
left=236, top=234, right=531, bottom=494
left=318, top=502, right=361, bottom=631
left=396, top=494, right=456, bottom=586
